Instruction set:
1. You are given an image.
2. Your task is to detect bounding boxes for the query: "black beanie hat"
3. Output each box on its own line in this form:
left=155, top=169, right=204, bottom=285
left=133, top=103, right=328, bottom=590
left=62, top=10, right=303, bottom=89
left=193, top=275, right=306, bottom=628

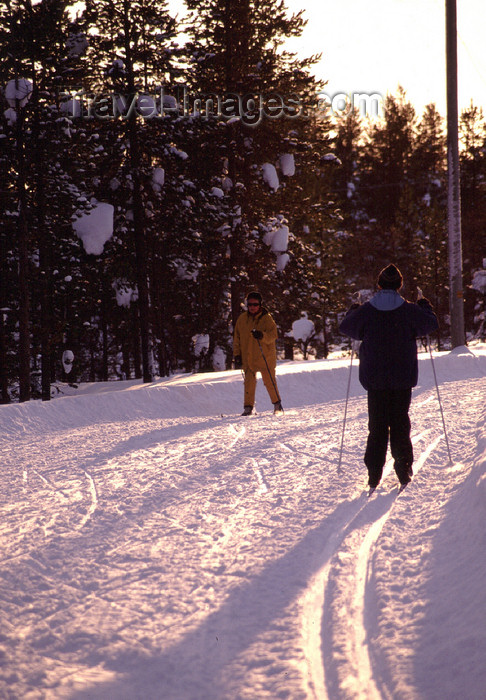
left=378, top=264, right=403, bottom=290
left=246, top=291, right=262, bottom=304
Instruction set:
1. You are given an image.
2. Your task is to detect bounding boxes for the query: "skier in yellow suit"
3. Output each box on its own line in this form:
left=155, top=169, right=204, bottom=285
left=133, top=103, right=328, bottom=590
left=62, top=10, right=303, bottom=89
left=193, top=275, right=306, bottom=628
left=233, top=291, right=283, bottom=416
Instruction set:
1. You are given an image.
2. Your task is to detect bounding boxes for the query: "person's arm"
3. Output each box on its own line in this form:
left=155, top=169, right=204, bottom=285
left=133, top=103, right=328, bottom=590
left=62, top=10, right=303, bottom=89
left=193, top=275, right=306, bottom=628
left=253, top=313, right=277, bottom=343
left=339, top=304, right=365, bottom=341
left=415, top=291, right=439, bottom=336
left=233, top=318, right=242, bottom=358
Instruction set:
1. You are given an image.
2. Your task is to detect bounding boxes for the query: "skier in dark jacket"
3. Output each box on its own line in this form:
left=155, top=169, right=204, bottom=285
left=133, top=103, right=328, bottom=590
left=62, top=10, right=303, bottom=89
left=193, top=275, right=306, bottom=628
left=339, top=264, right=439, bottom=489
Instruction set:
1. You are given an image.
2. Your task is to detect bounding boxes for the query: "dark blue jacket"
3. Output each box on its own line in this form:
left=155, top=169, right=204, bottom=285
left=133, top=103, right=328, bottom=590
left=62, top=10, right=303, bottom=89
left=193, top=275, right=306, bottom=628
left=339, top=291, right=438, bottom=390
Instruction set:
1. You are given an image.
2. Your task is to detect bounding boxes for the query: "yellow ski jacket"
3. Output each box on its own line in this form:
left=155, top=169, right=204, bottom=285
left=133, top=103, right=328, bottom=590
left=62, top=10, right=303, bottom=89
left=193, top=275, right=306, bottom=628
left=233, top=308, right=278, bottom=371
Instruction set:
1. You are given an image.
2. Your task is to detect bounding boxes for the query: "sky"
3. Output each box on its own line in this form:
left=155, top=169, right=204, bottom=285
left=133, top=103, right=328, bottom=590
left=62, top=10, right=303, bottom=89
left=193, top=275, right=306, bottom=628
left=168, top=0, right=486, bottom=118
left=1, top=343, right=486, bottom=698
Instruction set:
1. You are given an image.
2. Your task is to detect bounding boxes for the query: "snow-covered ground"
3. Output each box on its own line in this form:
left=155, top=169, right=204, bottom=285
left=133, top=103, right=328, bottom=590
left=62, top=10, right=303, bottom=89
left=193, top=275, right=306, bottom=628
left=1, top=343, right=486, bottom=700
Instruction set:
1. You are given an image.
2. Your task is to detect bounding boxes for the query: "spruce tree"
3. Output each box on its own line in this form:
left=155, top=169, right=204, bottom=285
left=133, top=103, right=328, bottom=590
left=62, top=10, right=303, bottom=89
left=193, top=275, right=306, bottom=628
left=183, top=0, right=334, bottom=360
left=0, top=0, right=86, bottom=399
left=459, top=103, right=486, bottom=335
left=80, top=0, right=181, bottom=381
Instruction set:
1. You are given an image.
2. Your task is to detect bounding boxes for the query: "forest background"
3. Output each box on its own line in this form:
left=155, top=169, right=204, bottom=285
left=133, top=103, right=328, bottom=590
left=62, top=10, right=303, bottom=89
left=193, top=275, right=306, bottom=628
left=1, top=0, right=486, bottom=403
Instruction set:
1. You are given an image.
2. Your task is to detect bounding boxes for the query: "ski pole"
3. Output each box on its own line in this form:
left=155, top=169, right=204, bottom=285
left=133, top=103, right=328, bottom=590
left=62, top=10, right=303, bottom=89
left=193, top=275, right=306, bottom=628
left=416, top=287, right=453, bottom=465
left=255, top=336, right=282, bottom=407
left=338, top=292, right=361, bottom=473
left=426, top=335, right=453, bottom=465
left=337, top=341, right=355, bottom=473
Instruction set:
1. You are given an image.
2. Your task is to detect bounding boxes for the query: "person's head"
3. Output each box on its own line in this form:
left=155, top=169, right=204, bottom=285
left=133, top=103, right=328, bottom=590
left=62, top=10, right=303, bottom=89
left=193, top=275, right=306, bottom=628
left=377, top=264, right=403, bottom=291
left=246, top=291, right=262, bottom=315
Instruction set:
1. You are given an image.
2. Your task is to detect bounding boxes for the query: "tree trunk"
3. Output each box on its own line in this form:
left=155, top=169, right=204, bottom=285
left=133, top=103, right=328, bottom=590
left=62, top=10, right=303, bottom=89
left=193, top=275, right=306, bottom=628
left=123, top=0, right=152, bottom=383
left=101, top=281, right=109, bottom=381
left=128, top=115, right=152, bottom=382
left=0, top=311, right=9, bottom=403
left=34, top=119, right=52, bottom=401
left=16, top=105, right=31, bottom=402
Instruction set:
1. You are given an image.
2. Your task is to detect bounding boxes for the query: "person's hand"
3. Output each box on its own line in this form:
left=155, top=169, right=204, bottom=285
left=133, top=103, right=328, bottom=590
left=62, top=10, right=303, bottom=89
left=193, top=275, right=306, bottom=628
left=416, top=287, right=431, bottom=307
left=348, top=291, right=362, bottom=311
left=233, top=355, right=242, bottom=369
left=251, top=329, right=263, bottom=340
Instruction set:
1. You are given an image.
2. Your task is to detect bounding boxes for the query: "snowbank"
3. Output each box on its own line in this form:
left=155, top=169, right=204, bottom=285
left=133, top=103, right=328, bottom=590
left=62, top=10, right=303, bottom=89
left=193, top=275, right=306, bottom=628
left=1, top=346, right=485, bottom=439
left=1, top=344, right=486, bottom=700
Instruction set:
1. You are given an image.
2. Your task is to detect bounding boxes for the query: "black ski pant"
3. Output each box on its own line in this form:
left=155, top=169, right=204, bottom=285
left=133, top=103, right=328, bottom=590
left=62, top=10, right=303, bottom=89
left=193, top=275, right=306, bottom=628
left=364, top=388, right=414, bottom=487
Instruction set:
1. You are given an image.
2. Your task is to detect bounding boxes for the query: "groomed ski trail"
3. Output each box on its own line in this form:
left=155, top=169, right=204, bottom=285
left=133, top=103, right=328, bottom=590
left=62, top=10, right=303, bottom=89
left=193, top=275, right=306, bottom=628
left=300, top=429, right=439, bottom=700
left=301, top=379, right=483, bottom=700
left=0, top=368, right=485, bottom=700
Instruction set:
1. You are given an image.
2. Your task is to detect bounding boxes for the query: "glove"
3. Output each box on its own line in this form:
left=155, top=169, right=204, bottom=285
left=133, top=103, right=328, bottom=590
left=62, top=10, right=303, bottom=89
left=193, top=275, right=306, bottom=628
left=416, top=286, right=432, bottom=308
left=233, top=355, right=242, bottom=369
left=348, top=291, right=361, bottom=311
left=251, top=329, right=263, bottom=340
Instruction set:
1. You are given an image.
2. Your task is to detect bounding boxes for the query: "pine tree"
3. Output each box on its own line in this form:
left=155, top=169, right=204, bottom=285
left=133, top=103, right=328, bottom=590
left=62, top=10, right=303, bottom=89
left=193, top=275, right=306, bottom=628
left=79, top=0, right=181, bottom=381
left=0, top=0, right=86, bottom=400
left=364, top=89, right=415, bottom=217
left=183, top=0, right=332, bottom=359
left=459, top=103, right=486, bottom=336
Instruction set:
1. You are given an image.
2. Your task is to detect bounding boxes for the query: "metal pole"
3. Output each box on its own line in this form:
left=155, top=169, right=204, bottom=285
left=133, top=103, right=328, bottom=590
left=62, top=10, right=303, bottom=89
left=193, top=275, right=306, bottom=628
left=337, top=343, right=355, bottom=473
left=446, top=0, right=466, bottom=348
left=427, top=336, right=453, bottom=465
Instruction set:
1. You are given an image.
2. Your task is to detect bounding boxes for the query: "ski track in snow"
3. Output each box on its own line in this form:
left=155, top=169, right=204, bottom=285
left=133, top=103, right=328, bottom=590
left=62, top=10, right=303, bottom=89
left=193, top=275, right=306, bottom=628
left=300, top=428, right=438, bottom=700
left=0, top=370, right=485, bottom=699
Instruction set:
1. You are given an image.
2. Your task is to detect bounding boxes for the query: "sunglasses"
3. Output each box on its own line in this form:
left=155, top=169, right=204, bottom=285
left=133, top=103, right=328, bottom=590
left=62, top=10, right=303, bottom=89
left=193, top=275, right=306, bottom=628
left=247, top=302, right=260, bottom=307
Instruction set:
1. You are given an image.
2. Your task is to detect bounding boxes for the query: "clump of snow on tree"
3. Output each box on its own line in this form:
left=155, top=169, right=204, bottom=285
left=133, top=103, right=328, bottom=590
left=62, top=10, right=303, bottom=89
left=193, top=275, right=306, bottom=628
left=276, top=254, right=289, bottom=271
left=5, top=78, right=33, bottom=107
left=192, top=334, right=209, bottom=357
left=279, top=154, right=295, bottom=177
left=262, top=163, right=279, bottom=191
left=66, top=31, right=88, bottom=57
left=212, top=346, right=226, bottom=371
left=112, top=280, right=138, bottom=307
left=73, top=202, right=114, bottom=255
left=291, top=312, right=315, bottom=342
left=265, top=224, right=289, bottom=253
left=152, top=167, right=165, bottom=192
left=174, top=259, right=199, bottom=281
left=4, top=108, right=17, bottom=125
left=192, top=336, right=227, bottom=370
left=472, top=263, right=486, bottom=294
left=108, top=59, right=126, bottom=77
left=321, top=153, right=342, bottom=165
left=61, top=350, right=74, bottom=374
left=210, top=187, right=224, bottom=198
left=170, top=146, right=189, bottom=160
left=263, top=216, right=291, bottom=271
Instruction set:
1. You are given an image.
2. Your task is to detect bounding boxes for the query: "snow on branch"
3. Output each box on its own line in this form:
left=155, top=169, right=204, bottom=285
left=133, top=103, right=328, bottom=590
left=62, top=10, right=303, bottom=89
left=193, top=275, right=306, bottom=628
left=262, top=163, right=279, bottom=191
left=72, top=202, right=114, bottom=256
